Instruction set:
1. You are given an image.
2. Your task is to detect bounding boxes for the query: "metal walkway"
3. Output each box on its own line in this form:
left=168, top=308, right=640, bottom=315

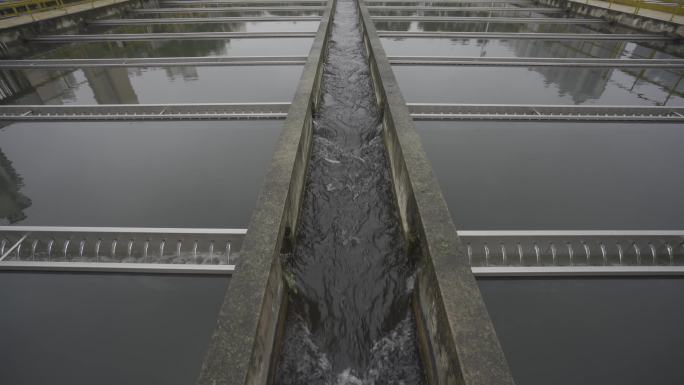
left=407, top=103, right=684, bottom=121
left=0, top=103, right=291, bottom=121
left=132, top=6, right=327, bottom=13
left=372, top=16, right=606, bottom=23
left=89, top=16, right=322, bottom=25
left=2, top=227, right=681, bottom=275
left=364, top=0, right=534, bottom=3
left=459, top=230, right=684, bottom=268
left=0, top=56, right=309, bottom=68
left=27, top=31, right=318, bottom=42
left=160, top=0, right=326, bottom=4
left=6, top=56, right=682, bottom=69
left=2, top=103, right=683, bottom=122
left=0, top=226, right=247, bottom=274
left=366, top=6, right=565, bottom=12
left=389, top=56, right=684, bottom=67
left=377, top=31, right=673, bottom=40
left=471, top=265, right=684, bottom=276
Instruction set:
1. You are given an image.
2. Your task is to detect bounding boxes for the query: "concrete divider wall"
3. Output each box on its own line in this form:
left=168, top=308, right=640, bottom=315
left=196, top=1, right=336, bottom=385
left=357, top=2, right=516, bottom=384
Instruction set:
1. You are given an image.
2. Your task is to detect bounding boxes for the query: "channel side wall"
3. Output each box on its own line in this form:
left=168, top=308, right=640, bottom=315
left=357, top=1, right=516, bottom=385
left=195, top=1, right=335, bottom=385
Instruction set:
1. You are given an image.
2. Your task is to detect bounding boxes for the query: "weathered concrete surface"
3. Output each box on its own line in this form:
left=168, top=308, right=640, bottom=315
left=357, top=1, right=516, bottom=385
left=535, top=0, right=684, bottom=36
left=0, top=0, right=149, bottom=58
left=195, top=2, right=335, bottom=385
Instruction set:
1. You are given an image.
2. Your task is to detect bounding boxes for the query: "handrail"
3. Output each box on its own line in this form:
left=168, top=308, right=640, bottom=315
left=604, top=0, right=684, bottom=18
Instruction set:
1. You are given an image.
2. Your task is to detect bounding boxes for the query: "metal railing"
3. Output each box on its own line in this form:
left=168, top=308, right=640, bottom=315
left=89, top=15, right=323, bottom=25
left=459, top=230, right=684, bottom=267
left=0, top=226, right=247, bottom=273
left=27, top=31, right=318, bottom=42
left=0, top=0, right=109, bottom=18
left=602, top=0, right=684, bottom=20
left=372, top=15, right=607, bottom=23
left=407, top=103, right=684, bottom=121
left=3, top=103, right=683, bottom=121
left=0, top=103, right=291, bottom=120
left=0, top=56, right=309, bottom=68
left=132, top=6, right=327, bottom=13
left=377, top=31, right=672, bottom=40
left=1, top=0, right=66, bottom=18
left=366, top=5, right=565, bottom=12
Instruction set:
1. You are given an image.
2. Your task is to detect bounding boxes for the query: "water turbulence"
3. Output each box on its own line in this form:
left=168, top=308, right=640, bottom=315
left=276, top=0, right=425, bottom=384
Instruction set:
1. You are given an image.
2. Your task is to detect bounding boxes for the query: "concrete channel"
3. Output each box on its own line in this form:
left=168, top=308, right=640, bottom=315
left=1, top=0, right=684, bottom=385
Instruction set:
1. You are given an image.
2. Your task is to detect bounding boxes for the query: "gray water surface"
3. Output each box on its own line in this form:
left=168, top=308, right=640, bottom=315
left=0, top=271, right=229, bottom=385
left=2, top=65, right=303, bottom=105
left=97, top=21, right=321, bottom=34
left=395, top=65, right=684, bottom=105
left=478, top=277, right=684, bottom=385
left=381, top=37, right=677, bottom=59
left=416, top=121, right=684, bottom=230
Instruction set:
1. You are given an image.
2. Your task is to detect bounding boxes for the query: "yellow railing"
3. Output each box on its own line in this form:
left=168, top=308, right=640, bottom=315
left=0, top=0, right=84, bottom=18
left=601, top=0, right=684, bottom=19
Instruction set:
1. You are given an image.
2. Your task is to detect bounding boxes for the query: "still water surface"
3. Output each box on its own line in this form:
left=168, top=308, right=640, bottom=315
left=96, top=20, right=321, bottom=33
left=479, top=277, right=684, bottom=385
left=34, top=38, right=315, bottom=59
left=381, top=37, right=677, bottom=59
left=417, top=121, right=684, bottom=230
left=395, top=65, right=684, bottom=105
left=0, top=121, right=282, bottom=227
left=0, top=272, right=229, bottom=385
left=2, top=65, right=303, bottom=105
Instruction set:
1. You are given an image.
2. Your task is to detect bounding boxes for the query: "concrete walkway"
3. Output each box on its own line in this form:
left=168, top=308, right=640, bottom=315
left=568, top=0, right=684, bottom=24
left=0, top=0, right=130, bottom=30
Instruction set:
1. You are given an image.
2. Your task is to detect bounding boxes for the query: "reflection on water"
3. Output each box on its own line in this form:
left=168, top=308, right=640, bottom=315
left=395, top=65, right=684, bottom=105
left=26, top=16, right=317, bottom=60
left=375, top=18, right=610, bottom=33
left=416, top=121, right=684, bottom=230
left=34, top=38, right=314, bottom=59
left=0, top=65, right=304, bottom=104
left=368, top=1, right=537, bottom=6
left=381, top=37, right=661, bottom=58
left=0, top=121, right=283, bottom=227
left=0, top=148, right=31, bottom=224
left=369, top=8, right=562, bottom=18
left=92, top=21, right=320, bottom=34
left=376, top=3, right=684, bottom=104
left=276, top=0, right=424, bottom=383
left=389, top=32, right=684, bottom=105
left=133, top=10, right=325, bottom=18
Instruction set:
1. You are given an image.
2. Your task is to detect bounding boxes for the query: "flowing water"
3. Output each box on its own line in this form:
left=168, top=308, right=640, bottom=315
left=275, top=0, right=424, bottom=384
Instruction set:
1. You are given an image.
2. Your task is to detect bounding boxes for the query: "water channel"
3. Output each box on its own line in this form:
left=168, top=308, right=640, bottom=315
left=275, top=0, right=424, bottom=383
left=2, top=1, right=684, bottom=385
